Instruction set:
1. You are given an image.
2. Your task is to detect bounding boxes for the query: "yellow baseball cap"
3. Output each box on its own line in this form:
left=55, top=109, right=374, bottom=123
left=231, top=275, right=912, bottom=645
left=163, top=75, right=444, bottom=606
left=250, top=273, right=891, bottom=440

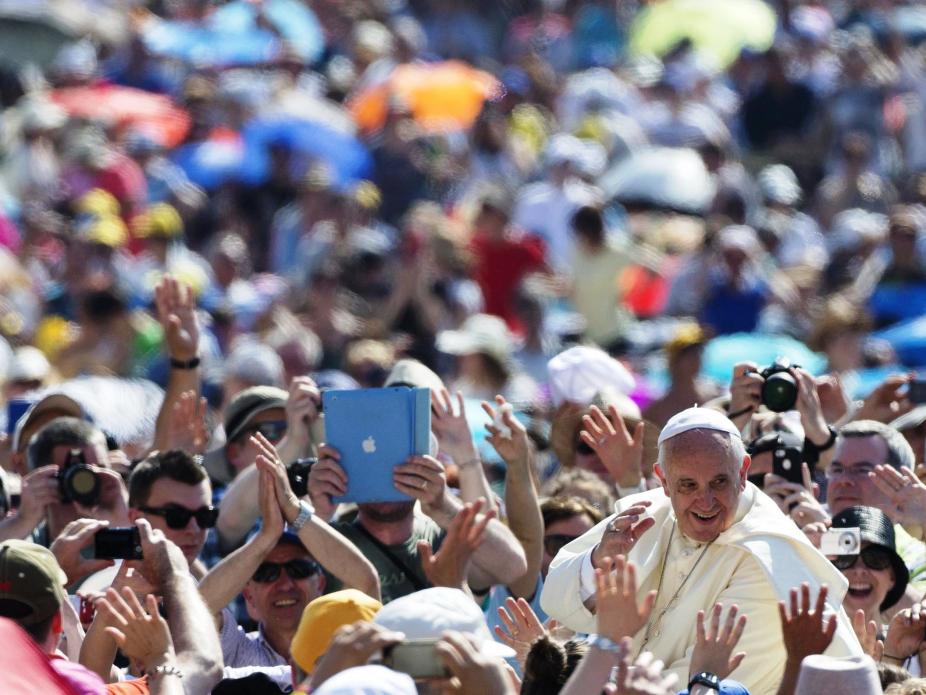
left=290, top=589, right=382, bottom=673
left=133, top=203, right=183, bottom=239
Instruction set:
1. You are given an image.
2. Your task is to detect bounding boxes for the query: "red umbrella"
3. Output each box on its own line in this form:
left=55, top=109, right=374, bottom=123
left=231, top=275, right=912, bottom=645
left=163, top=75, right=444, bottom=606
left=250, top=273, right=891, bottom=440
left=51, top=84, right=190, bottom=148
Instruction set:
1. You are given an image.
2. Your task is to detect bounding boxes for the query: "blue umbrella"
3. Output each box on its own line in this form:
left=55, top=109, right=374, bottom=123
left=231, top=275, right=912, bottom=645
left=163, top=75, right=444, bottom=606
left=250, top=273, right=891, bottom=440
left=868, top=284, right=926, bottom=327
left=701, top=333, right=826, bottom=384
left=171, top=119, right=372, bottom=190
left=143, top=0, right=324, bottom=67
left=875, top=315, right=926, bottom=367
left=239, top=117, right=372, bottom=187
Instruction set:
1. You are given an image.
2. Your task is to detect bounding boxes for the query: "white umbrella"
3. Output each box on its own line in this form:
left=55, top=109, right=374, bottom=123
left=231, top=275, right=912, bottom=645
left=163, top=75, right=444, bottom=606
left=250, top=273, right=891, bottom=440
left=598, top=146, right=715, bottom=215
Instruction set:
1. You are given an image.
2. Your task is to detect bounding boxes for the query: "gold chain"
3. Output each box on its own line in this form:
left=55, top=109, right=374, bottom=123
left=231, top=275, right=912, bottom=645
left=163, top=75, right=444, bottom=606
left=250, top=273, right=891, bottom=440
left=640, top=522, right=713, bottom=650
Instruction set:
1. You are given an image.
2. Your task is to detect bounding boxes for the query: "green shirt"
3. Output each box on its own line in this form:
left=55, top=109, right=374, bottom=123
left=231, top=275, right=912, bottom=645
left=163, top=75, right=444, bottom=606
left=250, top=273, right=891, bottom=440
left=325, top=514, right=445, bottom=604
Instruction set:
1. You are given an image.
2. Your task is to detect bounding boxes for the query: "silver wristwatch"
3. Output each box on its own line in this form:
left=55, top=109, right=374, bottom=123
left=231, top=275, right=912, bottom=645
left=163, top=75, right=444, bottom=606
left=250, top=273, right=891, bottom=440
left=290, top=500, right=314, bottom=531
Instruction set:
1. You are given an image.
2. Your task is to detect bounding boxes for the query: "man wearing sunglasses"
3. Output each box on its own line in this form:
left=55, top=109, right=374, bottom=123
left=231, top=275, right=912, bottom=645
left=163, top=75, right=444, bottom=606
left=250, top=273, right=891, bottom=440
left=199, top=433, right=378, bottom=687
left=212, top=379, right=322, bottom=549
left=128, top=449, right=215, bottom=577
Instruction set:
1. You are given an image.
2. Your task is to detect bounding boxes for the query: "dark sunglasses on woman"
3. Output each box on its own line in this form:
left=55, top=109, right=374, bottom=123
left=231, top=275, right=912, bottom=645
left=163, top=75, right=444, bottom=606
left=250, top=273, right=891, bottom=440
left=830, top=546, right=893, bottom=572
left=544, top=534, right=581, bottom=557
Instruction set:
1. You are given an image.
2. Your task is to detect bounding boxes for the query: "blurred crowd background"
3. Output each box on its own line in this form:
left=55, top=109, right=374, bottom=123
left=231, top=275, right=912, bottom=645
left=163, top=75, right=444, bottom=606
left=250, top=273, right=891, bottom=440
left=0, top=0, right=925, bottom=485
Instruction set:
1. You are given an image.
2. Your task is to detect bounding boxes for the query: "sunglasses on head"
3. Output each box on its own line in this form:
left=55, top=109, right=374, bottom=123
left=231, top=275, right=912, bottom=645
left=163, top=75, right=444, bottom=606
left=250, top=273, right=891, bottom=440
left=140, top=505, right=219, bottom=530
left=252, top=558, right=321, bottom=583
left=544, top=534, right=580, bottom=557
left=246, top=420, right=288, bottom=443
left=830, top=545, right=893, bottom=572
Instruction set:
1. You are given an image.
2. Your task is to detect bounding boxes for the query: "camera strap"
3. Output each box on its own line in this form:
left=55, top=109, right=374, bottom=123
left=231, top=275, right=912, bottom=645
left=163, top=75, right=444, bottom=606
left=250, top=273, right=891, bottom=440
left=354, top=522, right=427, bottom=592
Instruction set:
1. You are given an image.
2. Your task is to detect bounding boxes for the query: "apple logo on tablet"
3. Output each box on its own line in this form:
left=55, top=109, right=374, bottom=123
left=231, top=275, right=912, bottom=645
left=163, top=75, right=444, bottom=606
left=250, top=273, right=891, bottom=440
left=362, top=436, right=376, bottom=454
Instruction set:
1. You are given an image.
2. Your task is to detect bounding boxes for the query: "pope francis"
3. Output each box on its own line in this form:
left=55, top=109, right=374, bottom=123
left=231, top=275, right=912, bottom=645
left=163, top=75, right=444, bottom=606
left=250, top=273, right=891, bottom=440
left=540, top=407, right=862, bottom=695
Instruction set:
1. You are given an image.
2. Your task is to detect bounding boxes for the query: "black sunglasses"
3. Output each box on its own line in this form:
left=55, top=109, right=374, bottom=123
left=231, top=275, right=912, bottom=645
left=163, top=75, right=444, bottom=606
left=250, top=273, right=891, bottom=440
left=575, top=440, right=595, bottom=456
left=544, top=534, right=580, bottom=557
left=140, top=505, right=219, bottom=530
left=830, top=546, right=893, bottom=572
left=252, top=558, right=321, bottom=583
left=246, top=420, right=288, bottom=443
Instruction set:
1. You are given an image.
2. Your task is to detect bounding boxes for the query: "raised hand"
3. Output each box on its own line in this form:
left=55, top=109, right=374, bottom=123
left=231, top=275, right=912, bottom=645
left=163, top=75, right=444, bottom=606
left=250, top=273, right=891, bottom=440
left=580, top=405, right=644, bottom=488
left=310, top=622, right=405, bottom=689
left=166, top=390, right=209, bottom=455
left=612, top=643, right=679, bottom=695
left=251, top=432, right=302, bottom=524
left=689, top=603, right=748, bottom=681
left=495, top=596, right=548, bottom=667
left=432, top=388, right=479, bottom=464
left=869, top=465, right=926, bottom=529
left=778, top=583, right=837, bottom=663
left=257, top=464, right=285, bottom=541
left=418, top=498, right=493, bottom=590
left=855, top=374, right=913, bottom=424
left=482, top=396, right=530, bottom=468
left=17, top=465, right=60, bottom=529
left=436, top=630, right=517, bottom=695
left=285, top=376, right=321, bottom=448
left=763, top=469, right=829, bottom=527
left=851, top=608, right=884, bottom=661
left=591, top=502, right=656, bottom=571
left=135, top=518, right=188, bottom=589
left=98, top=587, right=174, bottom=672
left=307, top=444, right=346, bottom=521
left=884, top=602, right=926, bottom=662
left=154, top=274, right=199, bottom=361
left=595, top=555, right=657, bottom=640
left=728, top=362, right=763, bottom=421
left=393, top=455, right=448, bottom=514
left=50, top=518, right=114, bottom=585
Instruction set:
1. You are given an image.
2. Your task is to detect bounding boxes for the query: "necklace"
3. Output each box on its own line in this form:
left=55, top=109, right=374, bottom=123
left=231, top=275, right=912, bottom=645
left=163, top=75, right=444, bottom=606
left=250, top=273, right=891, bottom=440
left=640, top=522, right=713, bottom=650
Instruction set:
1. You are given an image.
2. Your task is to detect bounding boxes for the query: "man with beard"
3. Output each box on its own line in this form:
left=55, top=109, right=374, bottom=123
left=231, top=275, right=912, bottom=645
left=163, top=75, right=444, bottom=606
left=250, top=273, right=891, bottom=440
left=308, top=445, right=527, bottom=603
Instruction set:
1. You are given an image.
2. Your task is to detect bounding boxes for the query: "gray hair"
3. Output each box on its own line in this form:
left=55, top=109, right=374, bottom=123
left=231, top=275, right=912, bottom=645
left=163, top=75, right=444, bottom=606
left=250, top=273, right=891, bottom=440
left=657, top=428, right=748, bottom=472
left=837, top=420, right=915, bottom=470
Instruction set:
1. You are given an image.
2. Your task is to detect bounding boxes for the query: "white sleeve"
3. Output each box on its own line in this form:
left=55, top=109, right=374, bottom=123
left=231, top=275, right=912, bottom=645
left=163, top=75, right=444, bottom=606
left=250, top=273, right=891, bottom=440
left=579, top=549, right=599, bottom=600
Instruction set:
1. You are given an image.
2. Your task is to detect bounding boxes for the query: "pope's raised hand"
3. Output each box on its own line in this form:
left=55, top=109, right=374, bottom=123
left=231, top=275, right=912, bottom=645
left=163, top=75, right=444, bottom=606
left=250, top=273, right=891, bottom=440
left=591, top=500, right=655, bottom=571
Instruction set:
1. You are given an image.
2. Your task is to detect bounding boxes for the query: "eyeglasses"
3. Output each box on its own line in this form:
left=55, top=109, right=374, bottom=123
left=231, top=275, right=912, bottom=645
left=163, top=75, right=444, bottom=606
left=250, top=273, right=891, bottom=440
left=140, top=505, right=219, bottom=530
left=544, top=534, right=580, bottom=557
left=826, top=462, right=877, bottom=479
left=830, top=546, right=893, bottom=572
left=252, top=558, right=321, bottom=583
left=245, top=420, right=288, bottom=444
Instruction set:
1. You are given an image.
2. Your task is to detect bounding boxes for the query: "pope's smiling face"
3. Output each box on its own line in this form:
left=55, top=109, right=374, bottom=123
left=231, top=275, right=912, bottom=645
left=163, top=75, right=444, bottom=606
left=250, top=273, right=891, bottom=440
left=655, top=430, right=751, bottom=543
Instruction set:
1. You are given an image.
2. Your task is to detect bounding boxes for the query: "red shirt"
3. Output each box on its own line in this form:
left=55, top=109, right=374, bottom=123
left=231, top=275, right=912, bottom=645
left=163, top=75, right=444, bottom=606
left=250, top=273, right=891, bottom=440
left=470, top=229, right=545, bottom=326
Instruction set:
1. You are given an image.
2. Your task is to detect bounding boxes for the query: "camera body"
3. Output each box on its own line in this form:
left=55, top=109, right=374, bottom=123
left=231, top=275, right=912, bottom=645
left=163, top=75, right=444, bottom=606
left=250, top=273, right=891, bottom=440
left=94, top=527, right=143, bottom=560
left=287, top=457, right=317, bottom=498
left=58, top=449, right=100, bottom=506
left=820, top=527, right=861, bottom=556
left=755, top=358, right=800, bottom=413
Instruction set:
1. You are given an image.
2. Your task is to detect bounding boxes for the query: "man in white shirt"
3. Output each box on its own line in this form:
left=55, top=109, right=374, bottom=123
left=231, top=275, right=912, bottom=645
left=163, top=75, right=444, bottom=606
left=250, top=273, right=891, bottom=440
left=541, top=406, right=861, bottom=695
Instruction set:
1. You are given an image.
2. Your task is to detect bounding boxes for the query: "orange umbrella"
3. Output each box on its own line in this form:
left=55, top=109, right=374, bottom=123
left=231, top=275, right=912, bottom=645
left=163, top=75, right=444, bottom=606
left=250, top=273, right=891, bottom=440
left=349, top=60, right=503, bottom=133
left=51, top=84, right=191, bottom=148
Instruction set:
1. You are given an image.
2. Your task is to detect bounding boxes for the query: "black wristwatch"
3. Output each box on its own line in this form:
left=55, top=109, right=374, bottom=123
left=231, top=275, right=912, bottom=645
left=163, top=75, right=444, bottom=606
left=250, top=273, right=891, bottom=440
left=688, top=672, right=720, bottom=691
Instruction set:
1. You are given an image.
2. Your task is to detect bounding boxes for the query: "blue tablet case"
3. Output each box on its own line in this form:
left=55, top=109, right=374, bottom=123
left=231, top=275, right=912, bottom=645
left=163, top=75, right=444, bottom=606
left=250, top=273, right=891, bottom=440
left=322, top=387, right=431, bottom=504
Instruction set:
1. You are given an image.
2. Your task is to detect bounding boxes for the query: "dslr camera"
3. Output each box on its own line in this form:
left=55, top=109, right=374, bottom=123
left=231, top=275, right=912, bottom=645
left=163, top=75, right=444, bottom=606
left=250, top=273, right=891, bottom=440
left=58, top=449, right=100, bottom=506
left=749, top=358, right=800, bottom=413
left=287, top=457, right=317, bottom=498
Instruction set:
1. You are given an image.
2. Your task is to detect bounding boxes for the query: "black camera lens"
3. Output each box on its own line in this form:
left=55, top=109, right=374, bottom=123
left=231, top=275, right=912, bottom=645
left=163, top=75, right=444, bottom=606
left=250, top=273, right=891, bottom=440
left=759, top=358, right=800, bottom=413
left=59, top=464, right=100, bottom=506
left=762, top=371, right=798, bottom=412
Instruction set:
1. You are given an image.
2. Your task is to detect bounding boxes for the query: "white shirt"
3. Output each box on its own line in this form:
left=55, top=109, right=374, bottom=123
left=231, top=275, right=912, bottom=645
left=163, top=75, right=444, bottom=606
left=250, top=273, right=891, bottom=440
left=542, top=484, right=863, bottom=695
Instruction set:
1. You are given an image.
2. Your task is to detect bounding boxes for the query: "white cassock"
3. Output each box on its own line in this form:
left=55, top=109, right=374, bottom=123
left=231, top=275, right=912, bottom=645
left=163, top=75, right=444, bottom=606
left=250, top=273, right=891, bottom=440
left=541, top=483, right=862, bottom=695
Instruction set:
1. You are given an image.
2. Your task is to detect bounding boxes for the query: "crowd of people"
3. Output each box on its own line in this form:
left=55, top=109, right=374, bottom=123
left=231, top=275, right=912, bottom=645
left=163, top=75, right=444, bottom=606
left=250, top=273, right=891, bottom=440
left=2, top=0, right=926, bottom=693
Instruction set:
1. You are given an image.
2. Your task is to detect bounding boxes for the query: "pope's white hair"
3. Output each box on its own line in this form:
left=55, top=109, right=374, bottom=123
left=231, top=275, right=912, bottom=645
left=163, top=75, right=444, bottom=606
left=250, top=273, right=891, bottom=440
left=657, top=428, right=748, bottom=472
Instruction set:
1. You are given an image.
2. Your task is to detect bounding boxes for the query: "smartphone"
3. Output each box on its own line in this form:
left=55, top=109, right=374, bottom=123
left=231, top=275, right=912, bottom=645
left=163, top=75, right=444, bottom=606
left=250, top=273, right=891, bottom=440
left=820, top=527, right=861, bottom=556
left=69, top=595, right=96, bottom=624
left=909, top=379, right=926, bottom=405
left=94, top=528, right=143, bottom=560
left=382, top=640, right=450, bottom=680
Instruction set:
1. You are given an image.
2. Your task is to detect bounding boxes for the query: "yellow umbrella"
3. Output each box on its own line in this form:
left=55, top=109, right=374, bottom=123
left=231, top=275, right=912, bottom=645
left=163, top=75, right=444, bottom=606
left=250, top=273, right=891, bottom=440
left=629, top=0, right=777, bottom=69
left=349, top=61, right=503, bottom=133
